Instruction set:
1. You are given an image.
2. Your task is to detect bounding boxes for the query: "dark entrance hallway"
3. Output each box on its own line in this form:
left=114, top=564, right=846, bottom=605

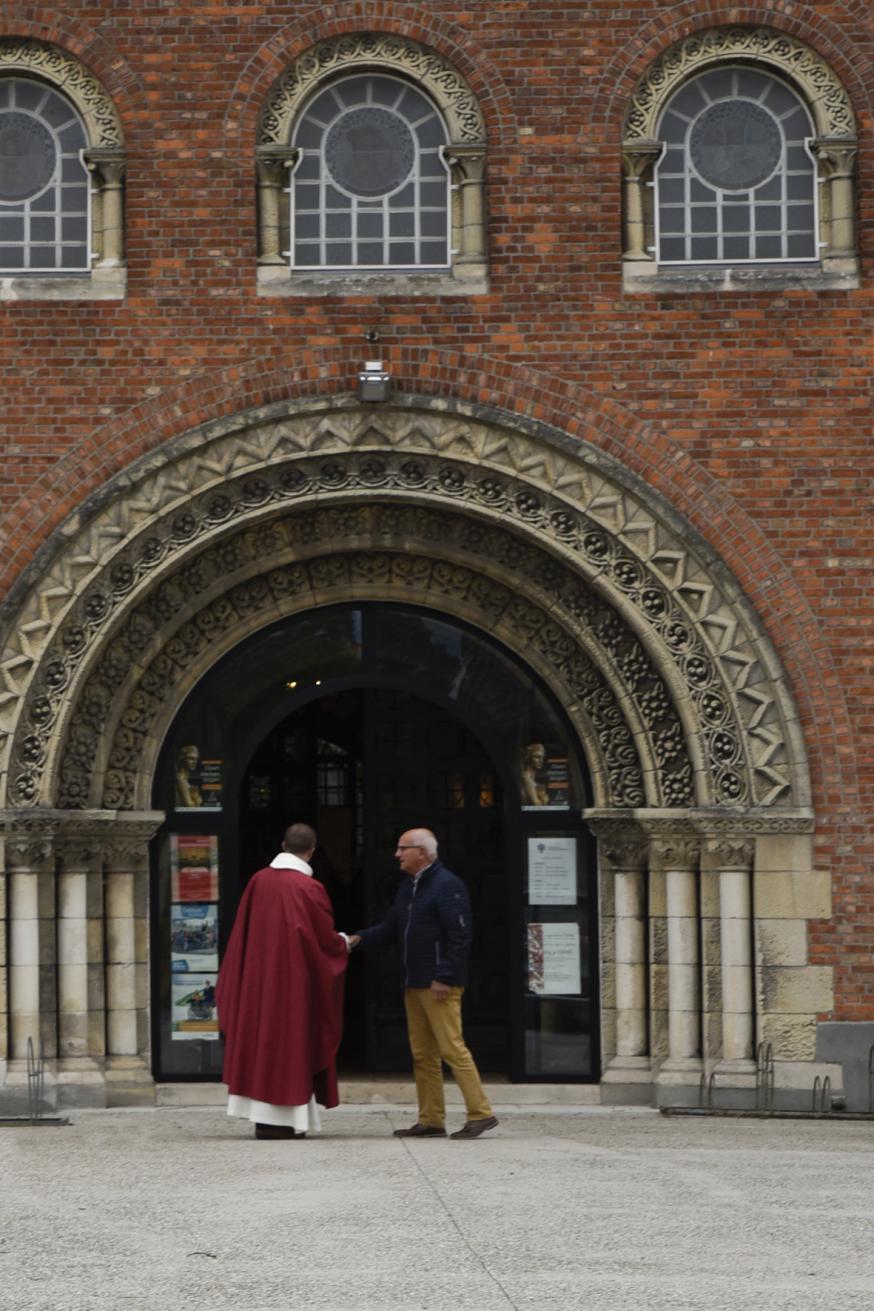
left=239, top=687, right=509, bottom=1074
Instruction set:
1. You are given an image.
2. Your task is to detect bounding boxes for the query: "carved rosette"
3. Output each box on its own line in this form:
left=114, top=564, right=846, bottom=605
left=258, top=33, right=486, bottom=146
left=624, top=27, right=856, bottom=142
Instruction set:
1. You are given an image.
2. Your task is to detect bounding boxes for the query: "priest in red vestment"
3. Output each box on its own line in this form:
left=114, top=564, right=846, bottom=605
left=216, top=822, right=350, bottom=1139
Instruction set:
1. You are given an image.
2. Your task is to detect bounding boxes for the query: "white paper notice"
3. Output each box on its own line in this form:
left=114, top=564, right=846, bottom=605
left=527, top=922, right=581, bottom=995
left=528, top=837, right=577, bottom=905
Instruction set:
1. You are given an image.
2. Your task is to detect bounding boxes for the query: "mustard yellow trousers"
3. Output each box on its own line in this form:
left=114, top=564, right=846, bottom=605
left=403, top=986, right=493, bottom=1128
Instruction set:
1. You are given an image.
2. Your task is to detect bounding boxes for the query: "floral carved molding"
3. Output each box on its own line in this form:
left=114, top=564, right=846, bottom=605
left=258, top=33, right=486, bottom=145
left=0, top=401, right=806, bottom=813
left=0, top=40, right=123, bottom=145
left=624, top=27, right=856, bottom=142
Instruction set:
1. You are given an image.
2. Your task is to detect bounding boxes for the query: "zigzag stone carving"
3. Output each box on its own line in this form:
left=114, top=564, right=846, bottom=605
left=0, top=40, right=124, bottom=146
left=624, top=27, right=856, bottom=142
left=0, top=400, right=806, bottom=812
left=258, top=33, right=486, bottom=146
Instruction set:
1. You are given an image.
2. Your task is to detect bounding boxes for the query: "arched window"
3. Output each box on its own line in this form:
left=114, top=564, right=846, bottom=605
left=655, top=67, right=817, bottom=265
left=0, top=77, right=90, bottom=273
left=621, top=28, right=858, bottom=292
left=0, top=41, right=126, bottom=301
left=256, top=34, right=487, bottom=296
left=291, top=74, right=450, bottom=271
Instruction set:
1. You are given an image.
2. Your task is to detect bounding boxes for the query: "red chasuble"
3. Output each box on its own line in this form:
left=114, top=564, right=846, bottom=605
left=216, top=866, right=348, bottom=1108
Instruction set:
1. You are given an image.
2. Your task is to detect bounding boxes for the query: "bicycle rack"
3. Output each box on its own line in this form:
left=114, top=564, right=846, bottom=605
left=868, top=1046, right=874, bottom=1114
left=698, top=1071, right=716, bottom=1110
left=811, top=1074, right=833, bottom=1115
left=26, top=1036, right=45, bottom=1123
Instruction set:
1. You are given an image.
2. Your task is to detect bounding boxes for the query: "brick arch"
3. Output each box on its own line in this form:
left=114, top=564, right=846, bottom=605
left=223, top=2, right=514, bottom=154
left=0, top=353, right=853, bottom=821
left=0, top=5, right=145, bottom=123
left=0, top=396, right=817, bottom=821
left=599, top=3, right=871, bottom=141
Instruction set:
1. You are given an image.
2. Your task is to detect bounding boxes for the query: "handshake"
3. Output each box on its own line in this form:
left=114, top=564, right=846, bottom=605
left=341, top=933, right=361, bottom=953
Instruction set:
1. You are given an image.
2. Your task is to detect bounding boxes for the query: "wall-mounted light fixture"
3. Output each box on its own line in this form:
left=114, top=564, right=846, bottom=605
left=357, top=359, right=391, bottom=403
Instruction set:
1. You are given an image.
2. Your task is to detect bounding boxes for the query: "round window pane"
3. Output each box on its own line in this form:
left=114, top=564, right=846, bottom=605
left=325, top=106, right=415, bottom=198
left=0, top=111, right=57, bottom=202
left=690, top=101, right=782, bottom=192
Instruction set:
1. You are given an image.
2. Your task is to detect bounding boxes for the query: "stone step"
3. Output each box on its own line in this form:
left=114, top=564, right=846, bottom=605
left=155, top=1078, right=602, bottom=1108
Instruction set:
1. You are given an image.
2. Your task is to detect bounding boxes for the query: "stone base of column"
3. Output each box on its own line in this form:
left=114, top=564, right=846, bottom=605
left=600, top=1056, right=654, bottom=1105
left=57, top=1057, right=108, bottom=1109
left=710, top=1058, right=758, bottom=1110
left=0, top=1057, right=58, bottom=1116
left=105, top=1056, right=156, bottom=1108
left=655, top=1056, right=703, bottom=1107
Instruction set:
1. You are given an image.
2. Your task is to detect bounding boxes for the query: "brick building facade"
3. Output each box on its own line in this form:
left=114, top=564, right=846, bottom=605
left=0, top=1, right=871, bottom=1110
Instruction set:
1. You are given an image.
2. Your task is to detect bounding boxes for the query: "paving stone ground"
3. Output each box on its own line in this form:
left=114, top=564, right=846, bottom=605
left=2, top=1104, right=872, bottom=1311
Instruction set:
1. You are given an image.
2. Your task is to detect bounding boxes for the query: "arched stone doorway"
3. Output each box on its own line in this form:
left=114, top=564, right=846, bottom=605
left=0, top=396, right=816, bottom=1109
left=150, top=603, right=597, bottom=1085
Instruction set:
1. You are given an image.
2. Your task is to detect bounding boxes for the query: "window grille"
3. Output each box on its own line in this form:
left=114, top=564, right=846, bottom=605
left=0, top=77, right=90, bottom=273
left=655, top=67, right=817, bottom=264
left=290, top=74, right=450, bottom=270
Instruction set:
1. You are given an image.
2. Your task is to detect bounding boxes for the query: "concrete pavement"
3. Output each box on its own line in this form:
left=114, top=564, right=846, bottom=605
left=2, top=1102, right=873, bottom=1311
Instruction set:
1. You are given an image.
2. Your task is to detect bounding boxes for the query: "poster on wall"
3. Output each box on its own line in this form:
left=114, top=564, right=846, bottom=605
left=171, top=973, right=219, bottom=1040
left=519, top=743, right=570, bottom=809
left=171, top=902, right=219, bottom=973
left=170, top=834, right=219, bottom=902
left=527, top=922, right=581, bottom=996
left=174, top=743, right=223, bottom=811
left=528, top=837, right=577, bottom=906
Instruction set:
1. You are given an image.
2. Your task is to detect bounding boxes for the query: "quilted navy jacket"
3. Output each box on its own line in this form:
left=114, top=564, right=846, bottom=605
left=355, top=859, right=472, bottom=988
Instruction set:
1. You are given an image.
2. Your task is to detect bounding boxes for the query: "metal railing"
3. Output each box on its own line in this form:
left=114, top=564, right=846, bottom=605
left=755, top=1041, right=774, bottom=1113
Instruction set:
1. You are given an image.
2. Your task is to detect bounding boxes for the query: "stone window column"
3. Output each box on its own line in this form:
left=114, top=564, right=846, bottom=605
left=812, top=139, right=858, bottom=260
left=84, top=149, right=127, bottom=268
left=0, top=813, right=61, bottom=1108
left=621, top=142, right=661, bottom=263
left=445, top=145, right=487, bottom=273
left=588, top=817, right=651, bottom=1096
left=648, top=826, right=702, bottom=1092
left=103, top=814, right=162, bottom=1106
left=255, top=144, right=297, bottom=265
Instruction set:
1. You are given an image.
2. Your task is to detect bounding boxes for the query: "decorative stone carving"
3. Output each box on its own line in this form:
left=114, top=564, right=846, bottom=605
left=258, top=33, right=486, bottom=146
left=0, top=40, right=123, bottom=145
left=624, top=27, right=856, bottom=142
left=0, top=401, right=807, bottom=817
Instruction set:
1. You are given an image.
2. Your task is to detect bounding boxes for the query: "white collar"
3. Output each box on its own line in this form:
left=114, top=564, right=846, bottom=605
left=270, top=852, right=313, bottom=876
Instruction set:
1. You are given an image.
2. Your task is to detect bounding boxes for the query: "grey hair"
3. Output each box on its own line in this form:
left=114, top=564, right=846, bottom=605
left=408, top=827, right=438, bottom=856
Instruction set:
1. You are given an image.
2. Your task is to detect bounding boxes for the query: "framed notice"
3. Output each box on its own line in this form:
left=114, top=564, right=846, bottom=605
left=527, top=922, right=581, bottom=996
left=171, top=902, right=218, bottom=973
left=170, top=834, right=219, bottom=902
left=171, top=973, right=219, bottom=1041
left=528, top=837, right=577, bottom=906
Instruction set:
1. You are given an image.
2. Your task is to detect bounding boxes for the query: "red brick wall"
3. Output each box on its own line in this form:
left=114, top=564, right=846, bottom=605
left=1, top=2, right=872, bottom=1016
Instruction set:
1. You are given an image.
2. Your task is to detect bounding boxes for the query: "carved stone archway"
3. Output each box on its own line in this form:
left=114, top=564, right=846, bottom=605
left=0, top=397, right=827, bottom=1110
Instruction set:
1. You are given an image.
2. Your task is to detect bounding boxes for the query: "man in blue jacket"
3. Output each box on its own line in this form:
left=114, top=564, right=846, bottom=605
left=350, top=828, right=498, bottom=1139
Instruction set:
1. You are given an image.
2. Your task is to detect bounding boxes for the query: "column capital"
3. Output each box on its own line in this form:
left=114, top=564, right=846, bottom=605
left=103, top=811, right=165, bottom=868
left=585, top=815, right=648, bottom=872
left=255, top=142, right=298, bottom=181
left=83, top=147, right=126, bottom=187
left=444, top=142, right=487, bottom=183
left=812, top=136, right=858, bottom=179
left=0, top=809, right=64, bottom=871
left=621, top=139, right=662, bottom=179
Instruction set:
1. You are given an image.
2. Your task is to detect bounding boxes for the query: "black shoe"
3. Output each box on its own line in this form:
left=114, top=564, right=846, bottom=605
left=255, top=1123, right=305, bottom=1140
left=392, top=1123, right=446, bottom=1138
left=450, top=1116, right=499, bottom=1139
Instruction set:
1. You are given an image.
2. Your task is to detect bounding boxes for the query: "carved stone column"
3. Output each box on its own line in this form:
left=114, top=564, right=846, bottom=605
left=103, top=813, right=163, bottom=1106
left=84, top=148, right=126, bottom=267
left=588, top=817, right=651, bottom=1098
left=56, top=816, right=115, bottom=1106
left=621, top=141, right=662, bottom=262
left=648, top=826, right=702, bottom=1092
left=0, top=811, right=61, bottom=1110
left=256, top=144, right=297, bottom=265
left=705, top=835, right=756, bottom=1089
left=813, top=139, right=858, bottom=259
left=446, top=144, right=487, bottom=269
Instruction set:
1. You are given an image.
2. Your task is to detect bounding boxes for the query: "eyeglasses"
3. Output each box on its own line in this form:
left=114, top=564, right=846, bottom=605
left=396, top=844, right=423, bottom=851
